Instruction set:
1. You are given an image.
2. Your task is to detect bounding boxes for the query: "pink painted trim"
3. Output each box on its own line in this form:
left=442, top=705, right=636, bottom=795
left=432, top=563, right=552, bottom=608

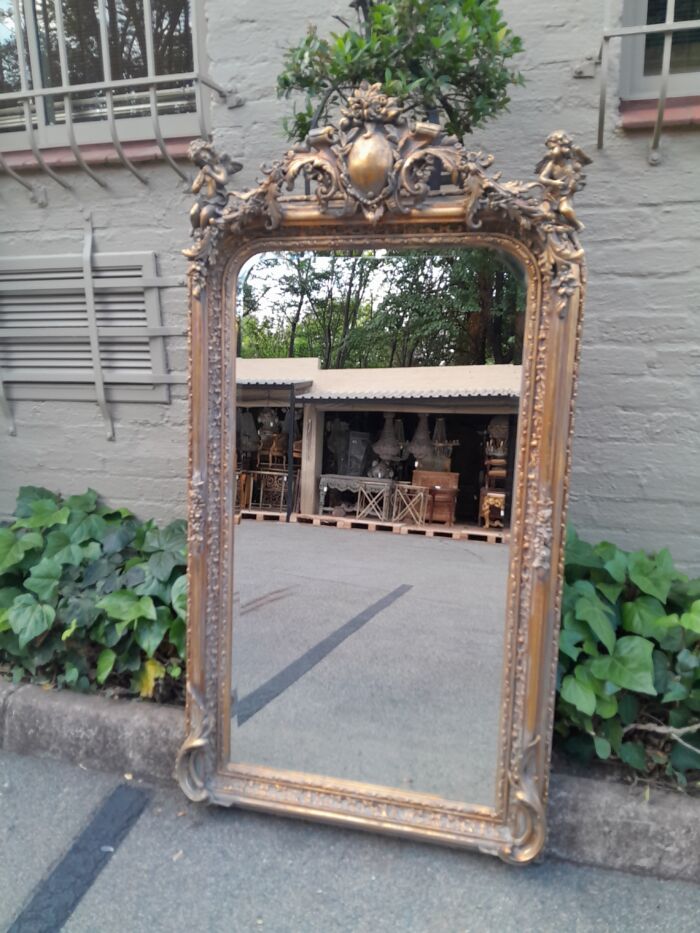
left=620, top=95, right=700, bottom=129
left=3, top=137, right=193, bottom=171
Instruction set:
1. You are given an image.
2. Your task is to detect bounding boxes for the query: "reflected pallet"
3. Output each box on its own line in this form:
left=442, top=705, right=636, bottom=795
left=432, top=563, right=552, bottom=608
left=238, top=509, right=287, bottom=523
left=290, top=513, right=508, bottom=544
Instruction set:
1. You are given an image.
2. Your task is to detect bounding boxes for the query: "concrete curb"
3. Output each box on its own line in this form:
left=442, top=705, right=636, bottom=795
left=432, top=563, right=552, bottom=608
left=0, top=682, right=697, bottom=881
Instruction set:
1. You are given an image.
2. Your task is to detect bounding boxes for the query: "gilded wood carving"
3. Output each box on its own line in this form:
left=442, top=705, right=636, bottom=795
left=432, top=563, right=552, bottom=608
left=179, top=81, right=588, bottom=864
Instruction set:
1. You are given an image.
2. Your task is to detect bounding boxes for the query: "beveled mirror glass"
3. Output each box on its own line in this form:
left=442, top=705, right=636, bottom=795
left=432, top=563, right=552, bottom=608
left=177, top=84, right=589, bottom=863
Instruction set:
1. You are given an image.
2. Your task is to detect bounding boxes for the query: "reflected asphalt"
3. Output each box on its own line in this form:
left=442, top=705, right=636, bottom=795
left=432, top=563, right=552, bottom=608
left=231, top=521, right=509, bottom=806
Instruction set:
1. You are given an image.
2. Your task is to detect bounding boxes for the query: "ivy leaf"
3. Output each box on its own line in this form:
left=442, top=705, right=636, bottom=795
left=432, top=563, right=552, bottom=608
left=560, top=674, right=596, bottom=716
left=97, top=590, right=156, bottom=624
left=596, top=581, right=623, bottom=605
left=12, top=499, right=70, bottom=531
left=58, top=592, right=101, bottom=629
left=603, top=549, right=628, bottom=584
left=619, top=741, right=647, bottom=771
left=8, top=595, right=56, bottom=648
left=147, top=550, right=179, bottom=582
left=134, top=615, right=169, bottom=658
left=622, top=596, right=682, bottom=650
left=67, top=513, right=109, bottom=544
left=95, top=648, right=117, bottom=684
left=595, top=694, right=618, bottom=719
left=0, top=528, right=42, bottom=574
left=669, top=736, right=700, bottom=772
left=617, top=693, right=639, bottom=726
left=170, top=574, right=188, bottom=622
left=135, top=658, right=165, bottom=698
left=679, top=600, right=700, bottom=634
left=168, top=617, right=186, bottom=658
left=593, top=735, right=612, bottom=760
left=14, top=485, right=57, bottom=518
left=575, top=594, right=616, bottom=654
left=102, top=521, right=138, bottom=556
left=628, top=550, right=676, bottom=603
left=590, top=636, right=656, bottom=695
left=65, top=490, right=98, bottom=513
left=0, top=586, right=22, bottom=610
left=25, top=557, right=62, bottom=603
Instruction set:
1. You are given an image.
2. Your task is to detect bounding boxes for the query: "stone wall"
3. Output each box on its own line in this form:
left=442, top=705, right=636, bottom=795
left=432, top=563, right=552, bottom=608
left=1, top=0, right=698, bottom=569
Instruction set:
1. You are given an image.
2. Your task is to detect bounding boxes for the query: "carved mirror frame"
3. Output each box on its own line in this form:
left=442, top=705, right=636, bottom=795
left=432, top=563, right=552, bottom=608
left=177, top=83, right=588, bottom=864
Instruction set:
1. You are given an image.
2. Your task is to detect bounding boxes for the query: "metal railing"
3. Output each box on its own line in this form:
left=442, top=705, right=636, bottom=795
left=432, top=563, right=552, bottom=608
left=599, top=0, right=700, bottom=162
left=0, top=0, right=227, bottom=191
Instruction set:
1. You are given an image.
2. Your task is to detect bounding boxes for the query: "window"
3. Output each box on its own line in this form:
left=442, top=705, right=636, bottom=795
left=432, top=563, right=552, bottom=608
left=0, top=1, right=207, bottom=153
left=620, top=0, right=700, bottom=100
left=0, top=251, right=183, bottom=408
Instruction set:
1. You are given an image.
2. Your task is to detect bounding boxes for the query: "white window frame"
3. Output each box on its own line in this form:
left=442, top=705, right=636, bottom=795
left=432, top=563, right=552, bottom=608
left=619, top=0, right=700, bottom=99
left=0, top=0, right=223, bottom=184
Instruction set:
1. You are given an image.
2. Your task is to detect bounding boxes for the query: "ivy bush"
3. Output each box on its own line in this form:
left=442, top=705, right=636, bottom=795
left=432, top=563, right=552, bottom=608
left=0, top=487, right=186, bottom=701
left=555, top=529, right=700, bottom=785
left=2, top=485, right=699, bottom=786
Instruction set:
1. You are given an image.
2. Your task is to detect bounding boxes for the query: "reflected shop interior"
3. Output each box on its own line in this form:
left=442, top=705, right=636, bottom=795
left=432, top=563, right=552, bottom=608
left=230, top=247, right=526, bottom=808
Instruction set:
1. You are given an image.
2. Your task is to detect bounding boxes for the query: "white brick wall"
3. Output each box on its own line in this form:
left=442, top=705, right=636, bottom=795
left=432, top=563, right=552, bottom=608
left=1, top=0, right=698, bottom=569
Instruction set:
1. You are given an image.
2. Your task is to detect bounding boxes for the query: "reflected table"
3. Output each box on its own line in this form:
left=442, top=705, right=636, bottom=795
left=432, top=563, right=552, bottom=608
left=319, top=474, right=395, bottom=520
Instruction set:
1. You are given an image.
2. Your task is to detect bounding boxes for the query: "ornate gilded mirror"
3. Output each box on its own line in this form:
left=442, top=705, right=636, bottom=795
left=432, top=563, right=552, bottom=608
left=177, top=83, right=588, bottom=863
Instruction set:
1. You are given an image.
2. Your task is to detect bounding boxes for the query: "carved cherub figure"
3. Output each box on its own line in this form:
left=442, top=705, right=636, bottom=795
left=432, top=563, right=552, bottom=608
left=187, top=138, right=242, bottom=234
left=535, top=131, right=591, bottom=231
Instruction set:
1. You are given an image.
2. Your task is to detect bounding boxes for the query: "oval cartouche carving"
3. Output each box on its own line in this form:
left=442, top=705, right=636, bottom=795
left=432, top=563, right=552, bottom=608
left=347, top=130, right=393, bottom=200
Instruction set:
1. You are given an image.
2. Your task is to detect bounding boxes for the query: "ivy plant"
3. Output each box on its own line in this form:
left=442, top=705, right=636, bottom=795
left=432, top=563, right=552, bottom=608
left=277, top=0, right=523, bottom=141
left=555, top=529, right=700, bottom=784
left=0, top=487, right=186, bottom=700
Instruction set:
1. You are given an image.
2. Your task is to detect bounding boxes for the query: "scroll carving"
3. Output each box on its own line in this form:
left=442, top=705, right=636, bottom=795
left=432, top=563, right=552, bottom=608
left=175, top=684, right=212, bottom=802
left=183, top=82, right=589, bottom=315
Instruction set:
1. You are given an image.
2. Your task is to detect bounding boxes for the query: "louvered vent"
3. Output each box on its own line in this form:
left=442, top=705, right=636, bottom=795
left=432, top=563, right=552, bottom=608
left=0, top=253, right=175, bottom=404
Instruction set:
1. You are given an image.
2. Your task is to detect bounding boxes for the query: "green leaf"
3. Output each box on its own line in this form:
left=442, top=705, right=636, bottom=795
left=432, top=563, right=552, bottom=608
left=24, top=557, right=62, bottom=602
left=628, top=549, right=675, bottom=603
left=590, top=636, right=656, bottom=695
left=67, top=513, right=109, bottom=544
left=170, top=574, right=188, bottom=621
left=0, top=586, right=22, bottom=610
left=168, top=617, right=186, bottom=658
left=618, top=693, right=639, bottom=726
left=565, top=527, right=603, bottom=571
left=65, top=489, right=98, bottom=513
left=596, top=581, right=623, bottom=604
left=13, top=499, right=70, bottom=531
left=622, top=597, right=682, bottom=649
left=619, top=741, right=647, bottom=771
left=134, top=616, right=169, bottom=658
left=595, top=694, right=618, bottom=719
left=593, top=735, right=612, bottom=760
left=8, top=595, right=56, bottom=648
left=96, top=648, right=117, bottom=684
left=96, top=590, right=156, bottom=624
left=679, top=601, right=700, bottom=634
left=603, top=549, right=628, bottom=584
left=669, top=737, right=700, bottom=772
left=53, top=544, right=85, bottom=567
left=575, top=594, right=616, bottom=654
left=560, top=674, right=596, bottom=716
left=147, top=550, right=178, bottom=582
left=0, top=528, right=39, bottom=574
left=559, top=628, right=582, bottom=661
left=14, top=486, right=57, bottom=518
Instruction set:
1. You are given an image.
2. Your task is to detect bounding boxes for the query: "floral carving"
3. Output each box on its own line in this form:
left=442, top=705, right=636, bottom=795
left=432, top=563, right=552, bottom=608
left=183, top=82, right=589, bottom=316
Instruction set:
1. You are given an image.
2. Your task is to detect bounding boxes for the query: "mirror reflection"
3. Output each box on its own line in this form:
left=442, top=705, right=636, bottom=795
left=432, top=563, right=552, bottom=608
left=230, top=247, right=525, bottom=807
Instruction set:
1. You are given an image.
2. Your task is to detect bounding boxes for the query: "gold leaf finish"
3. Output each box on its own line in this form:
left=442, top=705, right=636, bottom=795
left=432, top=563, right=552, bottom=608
left=178, top=82, right=589, bottom=864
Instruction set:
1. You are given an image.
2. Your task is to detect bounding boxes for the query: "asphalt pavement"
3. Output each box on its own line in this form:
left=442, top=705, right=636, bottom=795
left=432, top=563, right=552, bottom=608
left=1, top=752, right=699, bottom=933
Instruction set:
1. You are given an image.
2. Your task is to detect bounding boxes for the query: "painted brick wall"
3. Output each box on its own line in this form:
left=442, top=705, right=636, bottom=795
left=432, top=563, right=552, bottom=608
left=1, top=0, right=698, bottom=569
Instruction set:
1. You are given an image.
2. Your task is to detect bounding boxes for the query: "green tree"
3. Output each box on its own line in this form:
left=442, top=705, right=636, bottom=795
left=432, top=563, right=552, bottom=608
left=277, top=0, right=523, bottom=142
